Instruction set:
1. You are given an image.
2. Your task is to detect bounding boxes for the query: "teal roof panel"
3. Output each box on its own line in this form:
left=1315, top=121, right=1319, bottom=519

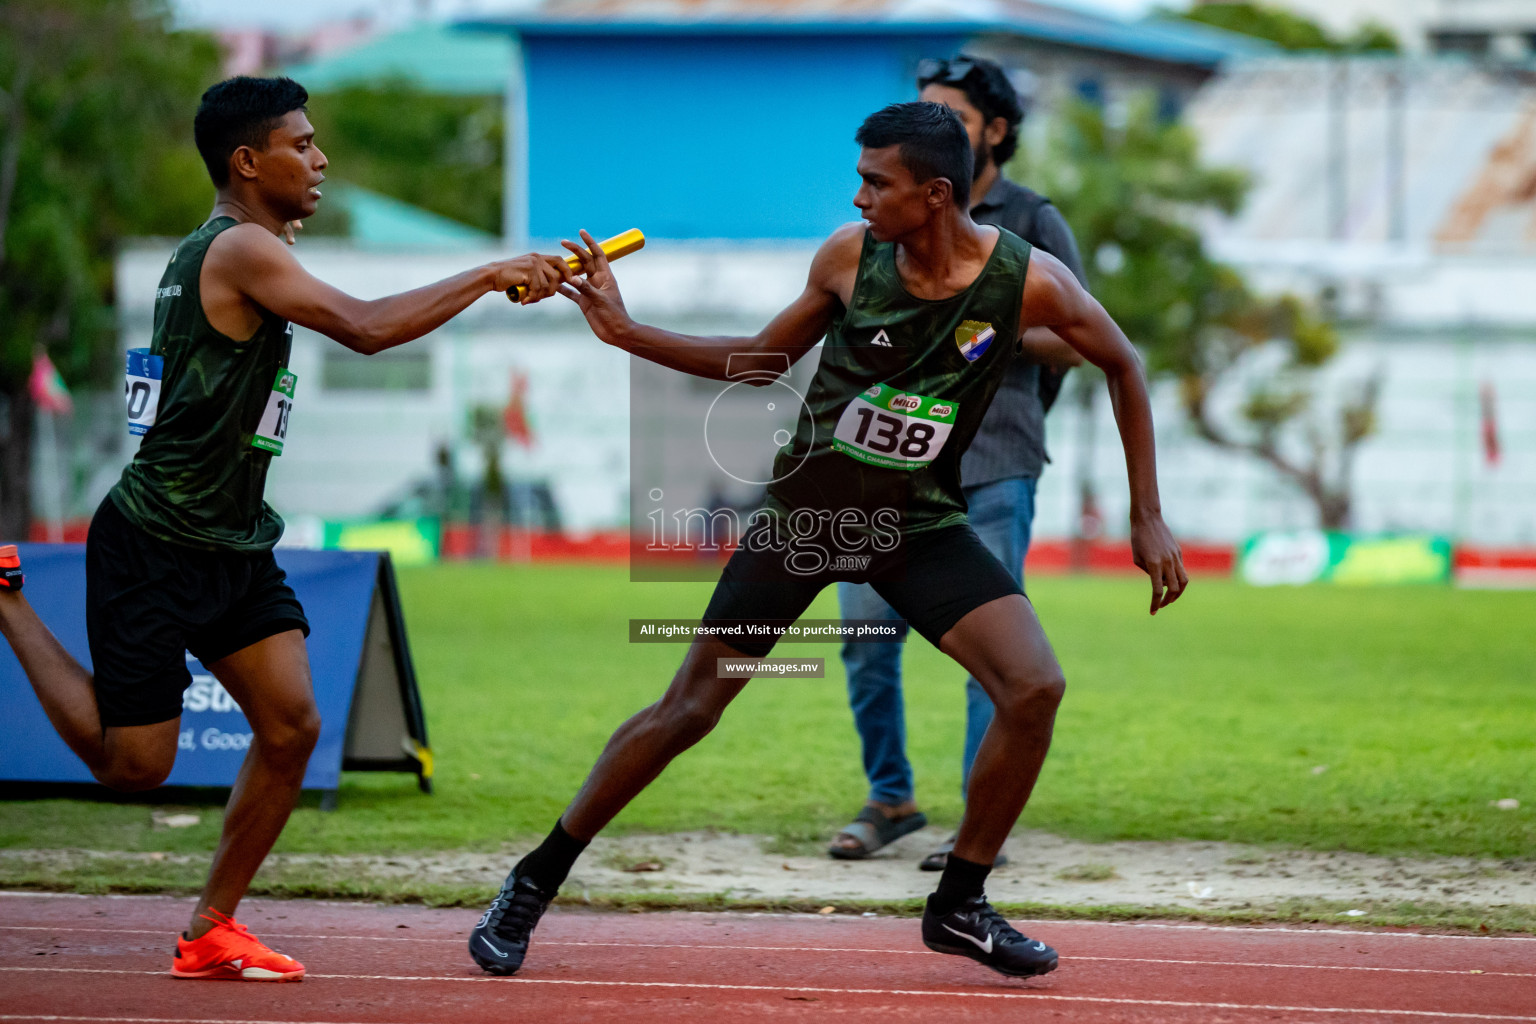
left=460, top=0, right=1273, bottom=69
left=284, top=24, right=510, bottom=95
left=336, top=183, right=498, bottom=249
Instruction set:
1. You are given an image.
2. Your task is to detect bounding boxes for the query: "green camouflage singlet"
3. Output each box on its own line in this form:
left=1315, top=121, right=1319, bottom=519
left=110, top=217, right=292, bottom=551
left=763, top=225, right=1031, bottom=536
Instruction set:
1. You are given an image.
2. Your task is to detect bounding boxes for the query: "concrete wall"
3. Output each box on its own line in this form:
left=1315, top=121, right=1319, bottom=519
left=1037, top=329, right=1536, bottom=546
left=110, top=239, right=814, bottom=532
left=107, top=237, right=1536, bottom=547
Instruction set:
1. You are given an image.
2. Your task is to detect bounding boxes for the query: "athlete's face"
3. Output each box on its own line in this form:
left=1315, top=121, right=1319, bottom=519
left=918, top=83, right=1004, bottom=181
left=246, top=110, right=328, bottom=221
left=853, top=145, right=948, bottom=242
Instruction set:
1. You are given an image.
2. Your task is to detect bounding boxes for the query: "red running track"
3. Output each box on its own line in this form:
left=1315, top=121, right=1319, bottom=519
left=2, top=892, right=1533, bottom=1022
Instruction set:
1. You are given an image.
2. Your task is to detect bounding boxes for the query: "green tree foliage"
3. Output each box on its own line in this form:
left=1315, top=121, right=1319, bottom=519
left=0, top=0, right=221, bottom=537
left=303, top=81, right=502, bottom=236
left=1017, top=97, right=1377, bottom=529
left=1175, top=2, right=1399, bottom=53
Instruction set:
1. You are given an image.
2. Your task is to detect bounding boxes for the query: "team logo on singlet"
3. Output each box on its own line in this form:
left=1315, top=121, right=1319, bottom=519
left=955, top=320, right=996, bottom=362
left=871, top=329, right=893, bottom=347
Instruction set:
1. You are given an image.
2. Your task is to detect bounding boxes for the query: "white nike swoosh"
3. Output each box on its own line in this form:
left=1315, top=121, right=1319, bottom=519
left=942, top=923, right=993, bottom=954
left=478, top=936, right=509, bottom=958
left=1032, top=941, right=1047, bottom=951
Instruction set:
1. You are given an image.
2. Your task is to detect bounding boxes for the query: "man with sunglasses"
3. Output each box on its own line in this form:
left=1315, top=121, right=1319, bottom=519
left=828, top=55, right=1091, bottom=869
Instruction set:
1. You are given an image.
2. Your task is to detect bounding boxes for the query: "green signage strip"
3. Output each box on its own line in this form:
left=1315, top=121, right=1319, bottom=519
left=1239, top=531, right=1451, bottom=586
left=322, top=518, right=440, bottom=568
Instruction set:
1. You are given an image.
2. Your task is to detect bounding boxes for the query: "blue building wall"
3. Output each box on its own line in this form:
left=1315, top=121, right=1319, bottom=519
left=523, top=32, right=964, bottom=240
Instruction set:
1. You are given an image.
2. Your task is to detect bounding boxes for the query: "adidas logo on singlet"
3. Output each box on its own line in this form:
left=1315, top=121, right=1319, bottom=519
left=871, top=329, right=892, bottom=347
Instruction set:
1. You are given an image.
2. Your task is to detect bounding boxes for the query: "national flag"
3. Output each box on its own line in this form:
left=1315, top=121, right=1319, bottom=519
left=29, top=351, right=73, bottom=415
left=1480, top=380, right=1500, bottom=467
left=503, top=369, right=535, bottom=448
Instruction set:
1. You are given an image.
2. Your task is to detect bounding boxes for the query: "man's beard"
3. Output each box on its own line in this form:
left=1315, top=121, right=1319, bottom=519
left=972, top=137, right=993, bottom=183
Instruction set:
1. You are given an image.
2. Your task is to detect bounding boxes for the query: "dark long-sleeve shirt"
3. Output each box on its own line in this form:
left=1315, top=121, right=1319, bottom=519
left=961, top=176, right=1088, bottom=486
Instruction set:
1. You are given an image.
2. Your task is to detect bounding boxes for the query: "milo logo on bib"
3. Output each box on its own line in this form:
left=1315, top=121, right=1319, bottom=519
left=831, top=382, right=959, bottom=471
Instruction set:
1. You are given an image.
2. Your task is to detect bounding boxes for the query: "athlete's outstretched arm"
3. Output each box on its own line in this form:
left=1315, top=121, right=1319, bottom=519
left=556, top=227, right=859, bottom=383
left=203, top=224, right=572, bottom=354
left=1022, top=250, right=1188, bottom=613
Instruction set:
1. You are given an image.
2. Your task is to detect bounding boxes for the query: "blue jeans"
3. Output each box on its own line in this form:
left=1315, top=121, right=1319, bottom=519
left=837, top=476, right=1037, bottom=806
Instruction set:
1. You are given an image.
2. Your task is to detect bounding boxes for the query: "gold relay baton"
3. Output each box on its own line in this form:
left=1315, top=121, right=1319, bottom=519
left=508, top=228, right=646, bottom=302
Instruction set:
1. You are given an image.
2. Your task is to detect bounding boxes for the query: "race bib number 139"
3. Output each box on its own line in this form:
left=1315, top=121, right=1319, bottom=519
left=252, top=369, right=298, bottom=455
left=831, top=382, right=958, bottom=471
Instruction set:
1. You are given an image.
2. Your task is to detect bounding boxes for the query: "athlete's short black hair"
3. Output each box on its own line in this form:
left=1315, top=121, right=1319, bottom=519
left=916, top=55, right=1026, bottom=165
left=855, top=101, right=972, bottom=208
left=194, top=76, right=309, bottom=187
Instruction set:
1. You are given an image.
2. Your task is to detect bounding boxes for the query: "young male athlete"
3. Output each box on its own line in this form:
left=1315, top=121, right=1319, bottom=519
left=830, top=55, right=1091, bottom=868
left=0, top=75, right=567, bottom=981
left=469, top=102, right=1186, bottom=980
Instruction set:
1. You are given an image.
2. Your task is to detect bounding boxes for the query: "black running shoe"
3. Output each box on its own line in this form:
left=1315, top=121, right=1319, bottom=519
left=921, top=894, right=1058, bottom=977
left=468, top=859, right=554, bottom=976
left=0, top=545, right=22, bottom=592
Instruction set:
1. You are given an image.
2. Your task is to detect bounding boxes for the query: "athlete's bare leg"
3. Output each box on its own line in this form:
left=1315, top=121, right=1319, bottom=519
left=0, top=590, right=178, bottom=787
left=190, top=629, right=318, bottom=938
left=560, top=637, right=748, bottom=840
left=936, top=594, right=1065, bottom=866
left=0, top=592, right=317, bottom=940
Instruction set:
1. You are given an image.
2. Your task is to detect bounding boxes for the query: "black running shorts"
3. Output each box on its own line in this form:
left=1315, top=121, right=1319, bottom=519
left=86, top=496, right=311, bottom=728
left=701, top=521, right=1023, bottom=658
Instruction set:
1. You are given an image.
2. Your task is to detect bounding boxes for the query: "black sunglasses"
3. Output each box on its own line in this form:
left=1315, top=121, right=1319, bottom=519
left=916, top=57, right=978, bottom=87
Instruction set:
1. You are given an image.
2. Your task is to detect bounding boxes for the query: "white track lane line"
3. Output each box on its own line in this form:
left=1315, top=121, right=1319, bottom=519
left=4, top=891, right=1536, bottom=944
left=1, top=976, right=1535, bottom=1023
left=1, top=925, right=1531, bottom=978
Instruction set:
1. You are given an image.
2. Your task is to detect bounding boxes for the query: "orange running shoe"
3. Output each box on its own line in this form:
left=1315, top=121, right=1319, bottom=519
left=0, top=545, right=22, bottom=592
left=171, top=909, right=305, bottom=981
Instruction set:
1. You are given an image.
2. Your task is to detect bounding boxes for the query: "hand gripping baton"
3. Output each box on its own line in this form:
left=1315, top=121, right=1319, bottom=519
left=509, top=228, right=645, bottom=302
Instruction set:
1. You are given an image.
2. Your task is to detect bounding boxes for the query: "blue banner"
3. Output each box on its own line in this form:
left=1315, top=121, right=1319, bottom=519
left=0, top=545, right=382, bottom=791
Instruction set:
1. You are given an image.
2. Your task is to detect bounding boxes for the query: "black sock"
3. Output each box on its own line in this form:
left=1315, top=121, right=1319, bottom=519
left=929, top=853, right=992, bottom=916
left=516, top=819, right=589, bottom=894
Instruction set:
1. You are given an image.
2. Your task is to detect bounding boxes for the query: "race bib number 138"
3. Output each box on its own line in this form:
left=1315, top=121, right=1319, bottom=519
left=831, top=382, right=958, bottom=471
left=252, top=369, right=298, bottom=455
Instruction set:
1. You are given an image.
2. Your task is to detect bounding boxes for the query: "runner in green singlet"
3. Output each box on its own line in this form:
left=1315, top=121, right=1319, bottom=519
left=468, top=102, right=1187, bottom=981
left=0, top=75, right=569, bottom=981
left=760, top=223, right=1032, bottom=536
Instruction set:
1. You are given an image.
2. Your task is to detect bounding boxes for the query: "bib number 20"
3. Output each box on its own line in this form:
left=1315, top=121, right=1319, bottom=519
left=125, top=348, right=163, bottom=437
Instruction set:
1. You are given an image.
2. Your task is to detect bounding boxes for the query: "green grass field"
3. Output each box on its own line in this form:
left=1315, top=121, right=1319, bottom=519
left=2, top=565, right=1533, bottom=862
